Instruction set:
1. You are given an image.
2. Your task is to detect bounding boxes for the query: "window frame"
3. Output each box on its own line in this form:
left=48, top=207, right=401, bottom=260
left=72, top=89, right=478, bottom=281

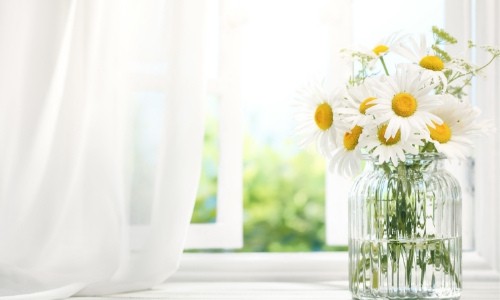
left=466, top=0, right=500, bottom=274
left=129, top=0, right=243, bottom=250
left=185, top=0, right=243, bottom=249
left=324, top=0, right=353, bottom=246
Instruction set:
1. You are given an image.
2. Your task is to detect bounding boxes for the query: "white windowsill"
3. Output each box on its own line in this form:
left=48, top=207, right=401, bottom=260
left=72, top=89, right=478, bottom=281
left=173, top=252, right=500, bottom=282
left=75, top=281, right=499, bottom=300
left=72, top=252, right=500, bottom=299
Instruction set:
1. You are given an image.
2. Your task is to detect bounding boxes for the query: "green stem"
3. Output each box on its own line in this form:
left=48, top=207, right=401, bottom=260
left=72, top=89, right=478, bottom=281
left=439, top=240, right=462, bottom=288
left=451, top=77, right=473, bottom=96
left=447, top=53, right=500, bottom=85
left=406, top=246, right=415, bottom=288
left=379, top=56, right=390, bottom=76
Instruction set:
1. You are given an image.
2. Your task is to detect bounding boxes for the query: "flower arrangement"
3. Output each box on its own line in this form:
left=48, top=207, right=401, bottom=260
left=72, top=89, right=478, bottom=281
left=295, top=27, right=498, bottom=176
left=295, top=27, right=499, bottom=299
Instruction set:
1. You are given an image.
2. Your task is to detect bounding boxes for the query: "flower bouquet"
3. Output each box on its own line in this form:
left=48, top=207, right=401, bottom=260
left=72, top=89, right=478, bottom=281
left=294, top=27, right=499, bottom=299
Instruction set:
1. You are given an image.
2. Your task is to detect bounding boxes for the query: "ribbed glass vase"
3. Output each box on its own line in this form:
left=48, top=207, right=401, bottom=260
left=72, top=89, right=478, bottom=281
left=348, top=154, right=462, bottom=300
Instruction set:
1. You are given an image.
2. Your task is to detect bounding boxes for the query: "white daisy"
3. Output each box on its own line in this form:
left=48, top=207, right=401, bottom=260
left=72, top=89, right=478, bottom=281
left=364, top=32, right=408, bottom=59
left=360, top=123, right=424, bottom=166
left=342, top=32, right=409, bottom=71
left=328, top=125, right=363, bottom=177
left=426, top=95, right=494, bottom=158
left=336, top=79, right=379, bottom=128
left=367, top=65, right=443, bottom=142
left=394, top=34, right=450, bottom=88
left=293, top=81, right=342, bottom=155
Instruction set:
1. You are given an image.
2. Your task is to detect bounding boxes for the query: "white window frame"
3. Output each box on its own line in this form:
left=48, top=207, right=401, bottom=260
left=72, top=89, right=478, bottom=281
left=466, top=0, right=500, bottom=274
left=179, top=0, right=500, bottom=282
left=324, top=0, right=353, bottom=247
left=185, top=0, right=243, bottom=249
left=129, top=0, right=242, bottom=250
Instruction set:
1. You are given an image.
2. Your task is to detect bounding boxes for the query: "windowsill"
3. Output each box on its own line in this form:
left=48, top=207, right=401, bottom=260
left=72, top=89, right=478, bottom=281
left=74, top=281, right=500, bottom=299
left=173, top=252, right=500, bottom=282
left=71, top=252, right=500, bottom=299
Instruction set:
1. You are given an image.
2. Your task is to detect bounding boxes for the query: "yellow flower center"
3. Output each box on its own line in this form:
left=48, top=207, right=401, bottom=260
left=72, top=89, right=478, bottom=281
left=343, top=125, right=363, bottom=150
left=373, top=44, right=389, bottom=56
left=314, top=102, right=333, bottom=130
left=377, top=124, right=401, bottom=145
left=419, top=55, right=444, bottom=71
left=428, top=121, right=452, bottom=143
left=392, top=93, right=417, bottom=117
left=359, top=97, right=376, bottom=114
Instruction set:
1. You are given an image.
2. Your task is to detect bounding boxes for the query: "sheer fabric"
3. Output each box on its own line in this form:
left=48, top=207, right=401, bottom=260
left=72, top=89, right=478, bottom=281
left=0, top=0, right=206, bottom=298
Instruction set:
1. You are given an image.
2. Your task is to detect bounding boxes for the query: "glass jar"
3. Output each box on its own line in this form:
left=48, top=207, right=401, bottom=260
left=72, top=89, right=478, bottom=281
left=348, top=154, right=462, bottom=300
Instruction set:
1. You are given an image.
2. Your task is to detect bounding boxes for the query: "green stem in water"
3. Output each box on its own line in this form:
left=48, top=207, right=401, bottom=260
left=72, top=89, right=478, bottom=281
left=421, top=141, right=437, bottom=153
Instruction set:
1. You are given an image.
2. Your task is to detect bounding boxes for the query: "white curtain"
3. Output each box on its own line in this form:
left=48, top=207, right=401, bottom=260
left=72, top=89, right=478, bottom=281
left=0, top=0, right=206, bottom=298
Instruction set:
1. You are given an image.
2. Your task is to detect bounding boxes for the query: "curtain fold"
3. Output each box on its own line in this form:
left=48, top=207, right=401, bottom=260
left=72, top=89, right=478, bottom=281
left=0, top=0, right=206, bottom=298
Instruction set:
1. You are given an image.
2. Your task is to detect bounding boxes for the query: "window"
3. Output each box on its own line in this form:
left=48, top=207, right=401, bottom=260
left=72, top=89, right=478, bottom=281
left=187, top=0, right=481, bottom=253
left=130, top=1, right=500, bottom=277
left=190, top=0, right=347, bottom=252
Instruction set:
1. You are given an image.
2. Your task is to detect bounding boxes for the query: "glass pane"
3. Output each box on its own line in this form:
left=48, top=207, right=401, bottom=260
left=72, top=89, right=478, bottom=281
left=239, top=0, right=341, bottom=252
left=191, top=94, right=220, bottom=224
left=352, top=0, right=445, bottom=40
left=190, top=1, right=221, bottom=224
left=130, top=91, right=166, bottom=225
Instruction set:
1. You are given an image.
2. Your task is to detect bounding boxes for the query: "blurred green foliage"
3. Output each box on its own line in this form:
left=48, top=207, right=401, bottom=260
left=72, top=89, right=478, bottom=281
left=241, top=137, right=337, bottom=252
left=190, top=119, right=345, bottom=251
left=191, top=115, right=218, bottom=224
